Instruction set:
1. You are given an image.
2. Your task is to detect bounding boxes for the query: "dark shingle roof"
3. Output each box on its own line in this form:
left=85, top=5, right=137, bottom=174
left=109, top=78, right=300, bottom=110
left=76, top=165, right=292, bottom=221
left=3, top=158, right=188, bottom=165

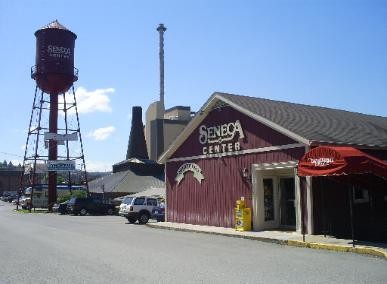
left=217, top=92, right=387, bottom=148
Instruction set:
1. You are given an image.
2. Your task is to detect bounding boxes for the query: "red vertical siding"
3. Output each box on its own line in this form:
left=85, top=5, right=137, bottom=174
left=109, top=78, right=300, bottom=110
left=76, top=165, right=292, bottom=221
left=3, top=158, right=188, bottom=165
left=166, top=147, right=305, bottom=227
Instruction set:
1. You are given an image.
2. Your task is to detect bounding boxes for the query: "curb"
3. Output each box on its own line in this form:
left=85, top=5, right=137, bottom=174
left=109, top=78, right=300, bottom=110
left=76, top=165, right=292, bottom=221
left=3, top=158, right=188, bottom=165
left=287, top=240, right=387, bottom=259
left=148, top=223, right=288, bottom=245
left=147, top=223, right=387, bottom=260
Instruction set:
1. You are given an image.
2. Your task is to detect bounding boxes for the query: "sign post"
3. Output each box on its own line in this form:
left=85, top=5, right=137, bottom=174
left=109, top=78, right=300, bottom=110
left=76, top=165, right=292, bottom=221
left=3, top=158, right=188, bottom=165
left=47, top=160, right=76, bottom=172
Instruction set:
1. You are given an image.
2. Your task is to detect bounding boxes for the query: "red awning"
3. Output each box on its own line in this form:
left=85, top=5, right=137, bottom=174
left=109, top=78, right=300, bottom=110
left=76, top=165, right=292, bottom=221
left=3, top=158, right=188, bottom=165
left=297, top=146, right=387, bottom=179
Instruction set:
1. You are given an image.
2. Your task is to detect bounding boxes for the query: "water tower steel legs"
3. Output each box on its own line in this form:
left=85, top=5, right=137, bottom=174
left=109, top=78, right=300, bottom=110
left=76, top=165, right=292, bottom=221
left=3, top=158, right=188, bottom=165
left=72, top=86, right=89, bottom=194
left=48, top=93, right=58, bottom=211
left=21, top=85, right=89, bottom=211
left=18, top=86, right=39, bottom=210
left=63, top=91, right=73, bottom=193
left=31, top=90, right=45, bottom=210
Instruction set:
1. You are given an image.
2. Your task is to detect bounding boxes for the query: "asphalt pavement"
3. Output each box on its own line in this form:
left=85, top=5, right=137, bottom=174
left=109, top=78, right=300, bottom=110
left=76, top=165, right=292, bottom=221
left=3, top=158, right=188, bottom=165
left=0, top=201, right=386, bottom=284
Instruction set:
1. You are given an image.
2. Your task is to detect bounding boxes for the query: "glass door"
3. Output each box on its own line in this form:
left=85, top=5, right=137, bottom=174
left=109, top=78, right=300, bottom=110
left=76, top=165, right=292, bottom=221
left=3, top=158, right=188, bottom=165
left=280, top=177, right=296, bottom=227
left=263, top=178, right=275, bottom=222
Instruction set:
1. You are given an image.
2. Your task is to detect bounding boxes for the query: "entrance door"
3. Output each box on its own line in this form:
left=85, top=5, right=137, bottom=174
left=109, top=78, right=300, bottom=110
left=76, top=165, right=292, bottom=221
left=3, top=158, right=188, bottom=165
left=280, top=177, right=296, bottom=227
left=263, top=178, right=275, bottom=222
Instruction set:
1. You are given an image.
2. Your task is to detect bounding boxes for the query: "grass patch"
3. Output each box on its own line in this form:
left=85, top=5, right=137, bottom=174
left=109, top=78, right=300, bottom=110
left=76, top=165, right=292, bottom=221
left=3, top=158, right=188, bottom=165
left=15, top=209, right=49, bottom=214
left=15, top=209, right=30, bottom=213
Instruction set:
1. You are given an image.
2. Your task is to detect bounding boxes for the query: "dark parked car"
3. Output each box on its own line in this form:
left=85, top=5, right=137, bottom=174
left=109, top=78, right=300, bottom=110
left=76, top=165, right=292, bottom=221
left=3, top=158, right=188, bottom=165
left=53, top=200, right=69, bottom=214
left=5, top=194, right=17, bottom=203
left=67, top=197, right=115, bottom=216
left=151, top=203, right=165, bottom=222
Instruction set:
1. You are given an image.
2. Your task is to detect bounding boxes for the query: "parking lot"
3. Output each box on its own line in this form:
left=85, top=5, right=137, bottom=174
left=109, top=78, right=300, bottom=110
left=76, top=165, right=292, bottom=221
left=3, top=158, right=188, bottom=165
left=1, top=200, right=387, bottom=284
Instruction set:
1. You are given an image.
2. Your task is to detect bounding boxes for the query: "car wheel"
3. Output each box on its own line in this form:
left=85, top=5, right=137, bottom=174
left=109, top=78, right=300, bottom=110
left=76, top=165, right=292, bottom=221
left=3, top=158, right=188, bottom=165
left=80, top=208, right=87, bottom=216
left=127, top=217, right=136, bottom=224
left=107, top=208, right=114, bottom=215
left=138, top=212, right=149, bottom=224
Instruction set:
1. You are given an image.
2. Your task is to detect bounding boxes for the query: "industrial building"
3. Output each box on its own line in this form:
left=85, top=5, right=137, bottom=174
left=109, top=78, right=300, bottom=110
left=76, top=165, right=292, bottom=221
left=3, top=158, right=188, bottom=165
left=146, top=103, right=193, bottom=161
left=0, top=162, right=23, bottom=195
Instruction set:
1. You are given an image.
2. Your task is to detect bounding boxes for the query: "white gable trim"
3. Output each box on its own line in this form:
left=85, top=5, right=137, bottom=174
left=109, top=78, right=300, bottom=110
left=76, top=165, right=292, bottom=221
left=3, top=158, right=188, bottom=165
left=158, top=93, right=310, bottom=164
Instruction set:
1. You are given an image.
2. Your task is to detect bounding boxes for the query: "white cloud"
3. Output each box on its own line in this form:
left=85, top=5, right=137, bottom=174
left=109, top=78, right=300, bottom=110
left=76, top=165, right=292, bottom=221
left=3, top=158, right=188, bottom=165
left=86, top=161, right=112, bottom=172
left=87, top=126, right=115, bottom=141
left=61, top=86, right=114, bottom=115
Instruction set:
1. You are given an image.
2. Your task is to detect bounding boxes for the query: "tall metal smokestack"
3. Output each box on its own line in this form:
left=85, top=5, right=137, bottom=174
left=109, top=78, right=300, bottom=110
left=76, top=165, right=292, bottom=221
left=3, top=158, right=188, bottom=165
left=157, top=23, right=167, bottom=109
left=126, top=106, right=149, bottom=160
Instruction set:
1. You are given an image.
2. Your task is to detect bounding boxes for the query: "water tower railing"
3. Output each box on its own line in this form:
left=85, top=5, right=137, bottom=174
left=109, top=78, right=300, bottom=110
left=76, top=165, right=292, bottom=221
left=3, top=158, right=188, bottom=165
left=30, top=65, right=79, bottom=81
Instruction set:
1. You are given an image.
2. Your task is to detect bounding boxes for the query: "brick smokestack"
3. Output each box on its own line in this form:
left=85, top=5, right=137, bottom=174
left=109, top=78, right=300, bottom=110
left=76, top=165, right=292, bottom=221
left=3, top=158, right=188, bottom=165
left=126, top=106, right=149, bottom=160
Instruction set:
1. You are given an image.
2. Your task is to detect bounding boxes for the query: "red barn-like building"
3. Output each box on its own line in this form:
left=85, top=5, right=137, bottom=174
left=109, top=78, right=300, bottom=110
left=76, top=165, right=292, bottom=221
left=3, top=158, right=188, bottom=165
left=160, top=92, right=387, bottom=243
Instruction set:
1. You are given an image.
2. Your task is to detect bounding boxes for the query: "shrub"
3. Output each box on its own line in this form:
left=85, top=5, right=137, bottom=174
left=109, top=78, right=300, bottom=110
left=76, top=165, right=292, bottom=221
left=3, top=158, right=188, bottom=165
left=57, top=190, right=87, bottom=203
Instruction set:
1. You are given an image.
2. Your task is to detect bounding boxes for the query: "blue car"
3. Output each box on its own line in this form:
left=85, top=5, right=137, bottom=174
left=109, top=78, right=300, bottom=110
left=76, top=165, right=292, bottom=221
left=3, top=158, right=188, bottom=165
left=151, top=203, right=165, bottom=222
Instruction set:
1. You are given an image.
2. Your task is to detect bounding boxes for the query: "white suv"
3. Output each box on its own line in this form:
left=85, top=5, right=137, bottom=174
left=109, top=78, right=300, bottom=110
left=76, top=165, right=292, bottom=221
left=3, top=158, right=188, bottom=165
left=119, top=196, right=158, bottom=224
left=20, top=196, right=32, bottom=210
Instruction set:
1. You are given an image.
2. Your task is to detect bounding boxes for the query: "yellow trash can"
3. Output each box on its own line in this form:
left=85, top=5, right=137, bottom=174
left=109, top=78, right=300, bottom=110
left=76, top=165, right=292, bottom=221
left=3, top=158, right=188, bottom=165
left=235, top=198, right=252, bottom=231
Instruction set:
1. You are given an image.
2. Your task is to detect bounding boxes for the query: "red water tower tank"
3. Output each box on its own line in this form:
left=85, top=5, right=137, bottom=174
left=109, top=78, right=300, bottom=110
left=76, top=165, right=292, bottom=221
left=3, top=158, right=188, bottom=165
left=31, top=20, right=77, bottom=95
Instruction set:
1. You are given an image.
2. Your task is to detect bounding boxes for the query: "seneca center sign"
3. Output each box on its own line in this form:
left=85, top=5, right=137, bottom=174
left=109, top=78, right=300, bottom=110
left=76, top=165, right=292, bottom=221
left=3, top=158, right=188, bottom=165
left=199, top=120, right=245, bottom=155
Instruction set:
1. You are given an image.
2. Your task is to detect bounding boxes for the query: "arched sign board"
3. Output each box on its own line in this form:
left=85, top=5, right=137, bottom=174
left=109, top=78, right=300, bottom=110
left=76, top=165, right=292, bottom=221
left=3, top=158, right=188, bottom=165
left=175, top=163, right=204, bottom=185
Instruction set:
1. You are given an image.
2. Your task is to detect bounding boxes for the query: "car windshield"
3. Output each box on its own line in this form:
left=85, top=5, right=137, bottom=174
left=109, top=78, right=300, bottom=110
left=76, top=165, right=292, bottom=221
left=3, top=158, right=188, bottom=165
left=122, top=197, right=133, bottom=205
left=67, top=197, right=77, bottom=204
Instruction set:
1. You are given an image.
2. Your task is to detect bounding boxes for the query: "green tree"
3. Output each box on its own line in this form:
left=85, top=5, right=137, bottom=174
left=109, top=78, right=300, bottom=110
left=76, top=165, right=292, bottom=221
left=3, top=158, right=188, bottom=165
left=57, top=176, right=65, bottom=184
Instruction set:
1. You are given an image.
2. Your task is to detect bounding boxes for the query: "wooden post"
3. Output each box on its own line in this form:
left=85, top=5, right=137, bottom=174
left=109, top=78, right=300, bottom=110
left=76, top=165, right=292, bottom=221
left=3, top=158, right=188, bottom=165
left=321, top=178, right=327, bottom=237
left=299, top=177, right=306, bottom=242
left=349, top=184, right=355, bottom=248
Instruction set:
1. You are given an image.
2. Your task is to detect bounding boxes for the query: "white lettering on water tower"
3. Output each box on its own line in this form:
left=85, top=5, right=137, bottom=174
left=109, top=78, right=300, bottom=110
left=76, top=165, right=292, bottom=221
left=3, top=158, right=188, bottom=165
left=47, top=45, right=71, bottom=59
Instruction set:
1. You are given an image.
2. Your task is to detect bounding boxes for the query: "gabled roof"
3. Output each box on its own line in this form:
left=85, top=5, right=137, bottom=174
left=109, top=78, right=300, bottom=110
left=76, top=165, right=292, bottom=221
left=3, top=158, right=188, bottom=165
left=219, top=93, right=387, bottom=147
left=159, top=92, right=387, bottom=163
left=88, top=170, right=164, bottom=194
left=128, top=187, right=166, bottom=199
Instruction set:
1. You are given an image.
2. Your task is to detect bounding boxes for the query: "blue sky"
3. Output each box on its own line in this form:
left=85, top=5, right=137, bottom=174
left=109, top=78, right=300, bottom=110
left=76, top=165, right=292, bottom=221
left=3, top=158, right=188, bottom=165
left=0, top=0, right=386, bottom=171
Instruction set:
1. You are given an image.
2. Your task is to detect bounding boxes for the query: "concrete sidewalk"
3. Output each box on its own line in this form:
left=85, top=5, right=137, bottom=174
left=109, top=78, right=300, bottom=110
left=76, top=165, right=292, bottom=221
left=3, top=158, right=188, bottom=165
left=147, top=222, right=387, bottom=259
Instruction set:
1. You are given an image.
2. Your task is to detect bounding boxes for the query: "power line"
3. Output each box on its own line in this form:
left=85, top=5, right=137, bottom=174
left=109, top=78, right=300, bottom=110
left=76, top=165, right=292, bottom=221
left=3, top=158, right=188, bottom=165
left=0, top=151, right=23, bottom=158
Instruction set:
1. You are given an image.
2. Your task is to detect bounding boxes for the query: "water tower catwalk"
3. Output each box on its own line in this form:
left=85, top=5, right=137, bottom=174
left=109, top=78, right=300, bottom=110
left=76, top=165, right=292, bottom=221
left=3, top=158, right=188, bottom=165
left=22, top=20, right=88, bottom=210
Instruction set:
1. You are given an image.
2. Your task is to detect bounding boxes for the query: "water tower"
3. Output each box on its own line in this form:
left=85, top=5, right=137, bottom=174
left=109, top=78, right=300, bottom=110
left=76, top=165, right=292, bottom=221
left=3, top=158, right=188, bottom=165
left=21, top=20, right=88, bottom=210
